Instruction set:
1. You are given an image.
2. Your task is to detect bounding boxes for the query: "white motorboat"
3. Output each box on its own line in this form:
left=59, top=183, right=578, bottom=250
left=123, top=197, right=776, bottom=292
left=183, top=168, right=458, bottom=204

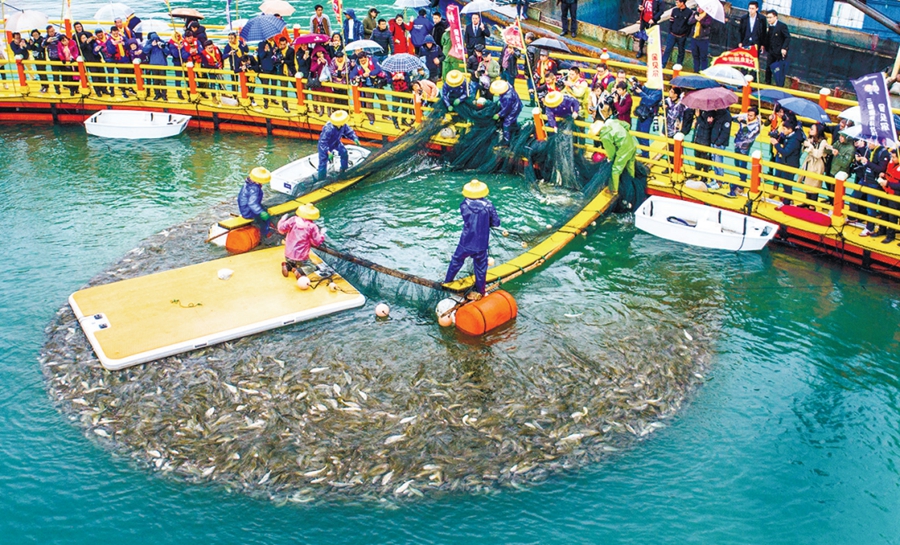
left=270, top=145, right=370, bottom=195
left=635, top=196, right=779, bottom=251
left=84, top=110, right=191, bottom=139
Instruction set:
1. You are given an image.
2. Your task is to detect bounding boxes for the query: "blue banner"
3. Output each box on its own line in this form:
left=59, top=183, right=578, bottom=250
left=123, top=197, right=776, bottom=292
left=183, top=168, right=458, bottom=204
left=851, top=72, right=897, bottom=145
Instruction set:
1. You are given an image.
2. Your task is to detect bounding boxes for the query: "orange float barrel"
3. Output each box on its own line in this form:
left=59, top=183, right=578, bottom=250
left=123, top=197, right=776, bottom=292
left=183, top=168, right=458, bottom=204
left=455, top=290, right=518, bottom=336
left=225, top=226, right=261, bottom=254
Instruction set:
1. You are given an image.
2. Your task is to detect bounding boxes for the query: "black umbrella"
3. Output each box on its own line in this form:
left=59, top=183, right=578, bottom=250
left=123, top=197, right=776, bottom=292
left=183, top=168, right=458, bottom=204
left=670, top=75, right=720, bottom=90
left=530, top=38, right=571, bottom=53
left=752, top=88, right=793, bottom=103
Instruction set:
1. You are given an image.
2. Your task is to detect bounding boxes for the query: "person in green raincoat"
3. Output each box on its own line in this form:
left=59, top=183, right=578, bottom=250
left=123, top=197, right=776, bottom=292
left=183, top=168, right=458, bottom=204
left=590, top=119, right=637, bottom=195
left=441, top=30, right=466, bottom=80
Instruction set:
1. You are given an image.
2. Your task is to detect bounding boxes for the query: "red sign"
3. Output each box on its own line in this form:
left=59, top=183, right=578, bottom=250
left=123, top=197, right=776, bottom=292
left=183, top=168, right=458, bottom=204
left=446, top=5, right=465, bottom=60
left=712, top=46, right=759, bottom=70
left=332, top=0, right=342, bottom=21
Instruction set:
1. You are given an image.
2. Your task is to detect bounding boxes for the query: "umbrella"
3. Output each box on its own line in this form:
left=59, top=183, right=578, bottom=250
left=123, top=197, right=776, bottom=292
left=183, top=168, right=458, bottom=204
left=682, top=87, right=738, bottom=110
left=394, top=0, right=431, bottom=7
left=530, top=37, right=571, bottom=53
left=839, top=125, right=883, bottom=146
left=701, top=65, right=747, bottom=86
left=170, top=8, right=204, bottom=20
left=134, top=19, right=174, bottom=34
left=7, top=10, right=49, bottom=33
left=381, top=53, right=425, bottom=73
left=259, top=0, right=295, bottom=16
left=460, top=0, right=500, bottom=15
left=670, top=75, right=719, bottom=90
left=240, top=14, right=287, bottom=42
left=294, top=33, right=330, bottom=46
left=752, top=88, right=792, bottom=103
left=837, top=106, right=900, bottom=130
left=695, top=0, right=726, bottom=23
left=346, top=39, right=383, bottom=53
left=224, top=19, right=249, bottom=33
left=777, top=96, right=831, bottom=123
left=94, top=3, right=133, bottom=21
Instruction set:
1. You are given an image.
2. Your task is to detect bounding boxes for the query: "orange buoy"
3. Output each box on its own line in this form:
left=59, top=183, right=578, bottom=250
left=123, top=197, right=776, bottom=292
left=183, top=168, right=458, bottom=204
left=224, top=226, right=261, bottom=254
left=455, top=290, right=518, bottom=336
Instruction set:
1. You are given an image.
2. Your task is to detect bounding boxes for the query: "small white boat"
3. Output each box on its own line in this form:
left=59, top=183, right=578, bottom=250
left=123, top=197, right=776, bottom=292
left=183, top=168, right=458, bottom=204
left=84, top=110, right=191, bottom=139
left=270, top=145, right=370, bottom=195
left=635, top=196, right=779, bottom=251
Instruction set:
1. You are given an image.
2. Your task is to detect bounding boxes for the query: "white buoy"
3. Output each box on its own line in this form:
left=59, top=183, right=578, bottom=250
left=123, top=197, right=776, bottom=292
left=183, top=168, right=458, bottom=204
left=591, top=221, right=596, bottom=227
left=521, top=241, right=528, bottom=248
left=487, top=257, right=495, bottom=267
left=217, top=268, right=234, bottom=280
left=435, top=298, right=458, bottom=327
left=502, top=230, right=509, bottom=237
left=328, top=282, right=339, bottom=292
left=297, top=276, right=311, bottom=290
left=546, top=224, right=553, bottom=230
left=375, top=303, right=390, bottom=317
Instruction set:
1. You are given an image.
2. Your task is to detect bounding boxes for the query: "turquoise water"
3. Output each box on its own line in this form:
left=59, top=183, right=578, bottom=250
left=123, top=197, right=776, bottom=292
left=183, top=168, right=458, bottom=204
left=5, top=0, right=900, bottom=542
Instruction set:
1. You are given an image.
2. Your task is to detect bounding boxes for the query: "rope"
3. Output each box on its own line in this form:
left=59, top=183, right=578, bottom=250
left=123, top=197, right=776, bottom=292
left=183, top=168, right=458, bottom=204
left=316, top=244, right=448, bottom=291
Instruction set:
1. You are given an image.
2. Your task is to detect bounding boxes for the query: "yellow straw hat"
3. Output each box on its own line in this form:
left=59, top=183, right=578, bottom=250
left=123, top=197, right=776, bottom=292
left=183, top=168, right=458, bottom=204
left=296, top=203, right=321, bottom=220
left=543, top=90, right=563, bottom=108
left=330, top=110, right=349, bottom=126
left=248, top=166, right=271, bottom=184
left=445, top=70, right=465, bottom=88
left=489, top=79, right=510, bottom=96
left=462, top=179, right=489, bottom=199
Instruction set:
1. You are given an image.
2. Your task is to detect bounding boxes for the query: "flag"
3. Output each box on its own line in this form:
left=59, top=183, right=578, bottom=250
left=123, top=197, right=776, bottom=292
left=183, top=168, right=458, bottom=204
left=645, top=24, right=663, bottom=90
left=225, top=0, right=232, bottom=26
left=446, top=5, right=465, bottom=61
left=851, top=72, right=898, bottom=145
left=332, top=0, right=342, bottom=21
left=712, top=46, right=759, bottom=70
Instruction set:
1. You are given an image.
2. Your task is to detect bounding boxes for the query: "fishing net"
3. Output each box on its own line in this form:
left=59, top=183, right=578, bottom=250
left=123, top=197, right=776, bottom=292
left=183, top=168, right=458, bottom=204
left=271, top=95, right=648, bottom=313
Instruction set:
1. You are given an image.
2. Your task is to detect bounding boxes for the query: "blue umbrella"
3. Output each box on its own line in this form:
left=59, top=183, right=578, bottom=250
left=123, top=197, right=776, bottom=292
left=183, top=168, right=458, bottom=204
left=670, top=75, right=720, bottom=90
left=752, top=88, right=792, bottom=103
left=777, top=96, right=831, bottom=123
left=239, top=15, right=286, bottom=42
left=381, top=53, right=424, bottom=73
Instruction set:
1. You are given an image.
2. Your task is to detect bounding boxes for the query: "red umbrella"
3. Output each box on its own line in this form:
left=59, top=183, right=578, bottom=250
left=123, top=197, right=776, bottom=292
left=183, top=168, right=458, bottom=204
left=293, top=33, right=329, bottom=46
left=682, top=87, right=738, bottom=110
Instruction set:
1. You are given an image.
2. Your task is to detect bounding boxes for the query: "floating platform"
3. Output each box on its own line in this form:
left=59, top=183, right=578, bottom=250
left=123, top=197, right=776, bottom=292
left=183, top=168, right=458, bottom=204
left=69, top=247, right=365, bottom=370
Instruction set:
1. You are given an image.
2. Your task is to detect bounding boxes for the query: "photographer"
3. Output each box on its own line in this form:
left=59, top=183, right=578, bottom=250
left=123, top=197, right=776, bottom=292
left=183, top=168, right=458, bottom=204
left=349, top=51, right=386, bottom=125
left=143, top=32, right=170, bottom=100
left=853, top=139, right=891, bottom=237
left=630, top=76, right=662, bottom=157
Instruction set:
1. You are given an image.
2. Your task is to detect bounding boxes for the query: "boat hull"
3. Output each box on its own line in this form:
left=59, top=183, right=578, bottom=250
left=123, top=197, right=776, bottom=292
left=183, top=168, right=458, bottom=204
left=635, top=196, right=778, bottom=251
left=84, top=110, right=191, bottom=139
left=270, top=145, right=370, bottom=195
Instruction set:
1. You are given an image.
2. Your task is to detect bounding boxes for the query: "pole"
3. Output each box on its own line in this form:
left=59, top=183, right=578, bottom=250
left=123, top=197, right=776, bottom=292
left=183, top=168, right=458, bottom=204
left=515, top=17, right=536, bottom=104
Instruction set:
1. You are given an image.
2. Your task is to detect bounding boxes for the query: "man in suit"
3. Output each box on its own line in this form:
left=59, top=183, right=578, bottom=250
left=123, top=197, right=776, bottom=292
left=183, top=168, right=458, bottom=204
left=764, top=10, right=790, bottom=86
left=559, top=0, right=578, bottom=38
left=737, top=0, right=767, bottom=51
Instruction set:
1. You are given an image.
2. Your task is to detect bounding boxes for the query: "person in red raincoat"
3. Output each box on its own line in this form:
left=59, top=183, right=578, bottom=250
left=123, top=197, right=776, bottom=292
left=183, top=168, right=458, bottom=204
left=388, top=14, right=413, bottom=55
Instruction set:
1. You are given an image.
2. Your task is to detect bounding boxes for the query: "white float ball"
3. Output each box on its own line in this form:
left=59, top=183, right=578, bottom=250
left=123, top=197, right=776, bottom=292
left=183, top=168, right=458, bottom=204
left=296, top=276, right=311, bottom=290
left=502, top=230, right=509, bottom=237
left=487, top=257, right=495, bottom=267
left=375, top=303, right=390, bottom=317
left=438, top=314, right=453, bottom=327
left=328, top=282, right=339, bottom=292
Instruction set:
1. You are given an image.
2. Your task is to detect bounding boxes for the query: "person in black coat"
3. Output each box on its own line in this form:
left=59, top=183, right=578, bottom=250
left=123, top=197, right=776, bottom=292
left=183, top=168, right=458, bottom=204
left=764, top=10, right=790, bottom=86
left=464, top=14, right=490, bottom=56
left=737, top=1, right=767, bottom=51
left=771, top=122, right=803, bottom=203
left=636, top=0, right=663, bottom=59
left=559, top=0, right=578, bottom=37
left=853, top=140, right=891, bottom=235
left=661, top=0, right=692, bottom=68
left=431, top=13, right=448, bottom=45
left=709, top=108, right=732, bottom=178
left=693, top=109, right=713, bottom=174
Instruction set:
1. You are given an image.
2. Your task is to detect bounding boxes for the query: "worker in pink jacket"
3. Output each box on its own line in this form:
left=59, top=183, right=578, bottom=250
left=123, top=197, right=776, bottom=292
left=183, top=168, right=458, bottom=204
left=278, top=203, right=326, bottom=279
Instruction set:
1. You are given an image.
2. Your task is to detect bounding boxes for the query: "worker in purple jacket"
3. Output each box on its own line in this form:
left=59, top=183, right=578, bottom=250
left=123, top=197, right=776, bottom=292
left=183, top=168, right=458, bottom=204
left=445, top=180, right=501, bottom=299
left=543, top=90, right=580, bottom=128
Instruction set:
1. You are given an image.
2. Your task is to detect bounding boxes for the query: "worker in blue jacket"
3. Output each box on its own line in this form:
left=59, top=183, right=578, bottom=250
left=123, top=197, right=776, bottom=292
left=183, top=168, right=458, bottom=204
left=342, top=9, right=364, bottom=43
left=318, top=110, right=361, bottom=181
left=490, top=79, right=522, bottom=143
left=445, top=180, right=501, bottom=299
left=238, top=167, right=273, bottom=235
left=543, top=90, right=580, bottom=128
left=442, top=69, right=470, bottom=111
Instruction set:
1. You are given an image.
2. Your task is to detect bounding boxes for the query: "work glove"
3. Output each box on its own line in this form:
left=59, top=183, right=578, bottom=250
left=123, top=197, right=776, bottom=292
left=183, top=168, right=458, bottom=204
left=328, top=151, right=334, bottom=161
left=260, top=211, right=270, bottom=221
left=572, top=112, right=579, bottom=119
left=353, top=138, right=361, bottom=146
left=492, top=114, right=499, bottom=121
left=448, top=105, right=454, bottom=112
left=453, top=98, right=460, bottom=106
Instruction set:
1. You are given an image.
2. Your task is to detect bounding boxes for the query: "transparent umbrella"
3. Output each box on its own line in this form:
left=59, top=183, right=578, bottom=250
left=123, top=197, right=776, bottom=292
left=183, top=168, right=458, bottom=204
left=460, top=0, right=500, bottom=15
left=94, top=3, right=134, bottom=21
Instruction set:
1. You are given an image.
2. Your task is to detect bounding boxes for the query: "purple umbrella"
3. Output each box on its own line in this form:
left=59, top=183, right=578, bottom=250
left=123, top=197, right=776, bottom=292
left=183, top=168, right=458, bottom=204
left=682, top=87, right=738, bottom=110
left=293, top=33, right=329, bottom=46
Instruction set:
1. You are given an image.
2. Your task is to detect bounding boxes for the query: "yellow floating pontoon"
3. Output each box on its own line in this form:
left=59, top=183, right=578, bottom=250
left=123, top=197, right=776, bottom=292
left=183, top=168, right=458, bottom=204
left=69, top=247, right=365, bottom=370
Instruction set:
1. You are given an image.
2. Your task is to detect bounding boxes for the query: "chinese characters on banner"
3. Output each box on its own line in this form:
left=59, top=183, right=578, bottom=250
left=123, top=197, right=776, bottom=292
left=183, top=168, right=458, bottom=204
left=712, top=46, right=759, bottom=69
left=333, top=0, right=343, bottom=22
left=645, top=24, right=663, bottom=90
left=851, top=73, right=898, bottom=145
left=446, top=5, right=466, bottom=60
